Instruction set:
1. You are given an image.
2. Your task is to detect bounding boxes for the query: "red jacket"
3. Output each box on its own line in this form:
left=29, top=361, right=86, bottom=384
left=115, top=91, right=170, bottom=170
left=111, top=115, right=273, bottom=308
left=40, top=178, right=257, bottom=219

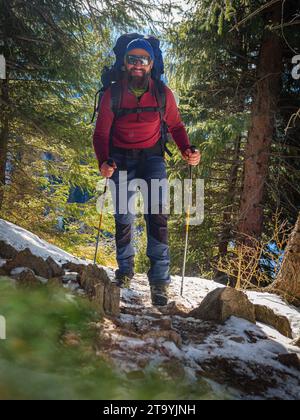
left=93, top=78, right=190, bottom=166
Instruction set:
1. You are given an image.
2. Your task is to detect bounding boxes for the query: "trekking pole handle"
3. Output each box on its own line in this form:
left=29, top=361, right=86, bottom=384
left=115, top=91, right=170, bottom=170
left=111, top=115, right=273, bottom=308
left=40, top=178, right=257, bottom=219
left=190, top=145, right=197, bottom=154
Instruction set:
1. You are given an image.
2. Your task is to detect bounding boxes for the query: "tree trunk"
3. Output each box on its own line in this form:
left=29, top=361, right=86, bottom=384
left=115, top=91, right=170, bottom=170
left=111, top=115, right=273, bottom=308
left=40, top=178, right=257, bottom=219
left=219, top=135, right=242, bottom=257
left=271, top=213, right=300, bottom=307
left=0, top=77, right=9, bottom=210
left=238, top=6, right=283, bottom=243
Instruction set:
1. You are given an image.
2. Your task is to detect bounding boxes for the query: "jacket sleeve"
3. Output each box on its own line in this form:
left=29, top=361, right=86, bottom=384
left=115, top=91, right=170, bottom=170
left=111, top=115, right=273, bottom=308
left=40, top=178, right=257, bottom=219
left=164, top=86, right=191, bottom=153
left=93, top=88, right=114, bottom=167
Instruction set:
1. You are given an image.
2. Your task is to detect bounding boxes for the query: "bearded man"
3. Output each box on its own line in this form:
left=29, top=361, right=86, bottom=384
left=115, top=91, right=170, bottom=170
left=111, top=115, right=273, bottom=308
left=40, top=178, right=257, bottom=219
left=93, top=38, right=201, bottom=306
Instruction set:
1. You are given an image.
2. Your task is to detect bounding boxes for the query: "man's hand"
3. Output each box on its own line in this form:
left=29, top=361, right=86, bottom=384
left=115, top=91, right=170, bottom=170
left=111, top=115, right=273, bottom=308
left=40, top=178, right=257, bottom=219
left=100, top=160, right=117, bottom=178
left=182, top=147, right=201, bottom=166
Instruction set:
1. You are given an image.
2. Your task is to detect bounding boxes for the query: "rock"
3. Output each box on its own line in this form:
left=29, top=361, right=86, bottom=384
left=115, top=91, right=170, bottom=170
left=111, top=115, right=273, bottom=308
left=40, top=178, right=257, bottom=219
left=143, top=330, right=183, bottom=348
left=10, top=267, right=34, bottom=278
left=0, top=240, right=18, bottom=259
left=62, top=272, right=79, bottom=284
left=46, top=256, right=64, bottom=277
left=229, top=336, right=246, bottom=344
left=3, top=249, right=63, bottom=279
left=244, top=329, right=267, bottom=344
left=277, top=353, right=300, bottom=371
left=0, top=267, right=7, bottom=276
left=104, top=281, right=120, bottom=317
left=156, top=301, right=189, bottom=317
left=14, top=268, right=41, bottom=288
left=0, top=258, right=10, bottom=275
left=291, top=337, right=300, bottom=348
left=189, top=287, right=256, bottom=324
left=158, top=359, right=186, bottom=380
left=151, top=318, right=172, bottom=330
left=80, top=264, right=113, bottom=314
left=62, top=262, right=86, bottom=275
left=11, top=267, right=48, bottom=285
left=254, top=304, right=293, bottom=339
left=4, top=248, right=53, bottom=278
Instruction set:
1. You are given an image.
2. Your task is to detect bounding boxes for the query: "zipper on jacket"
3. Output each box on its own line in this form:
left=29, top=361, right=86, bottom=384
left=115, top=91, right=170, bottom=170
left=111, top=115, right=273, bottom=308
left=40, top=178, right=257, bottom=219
left=137, top=98, right=140, bottom=122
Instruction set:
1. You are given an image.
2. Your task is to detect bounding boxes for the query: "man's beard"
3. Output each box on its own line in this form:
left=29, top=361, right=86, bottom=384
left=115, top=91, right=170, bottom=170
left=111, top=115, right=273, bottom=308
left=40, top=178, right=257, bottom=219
left=127, top=69, right=151, bottom=90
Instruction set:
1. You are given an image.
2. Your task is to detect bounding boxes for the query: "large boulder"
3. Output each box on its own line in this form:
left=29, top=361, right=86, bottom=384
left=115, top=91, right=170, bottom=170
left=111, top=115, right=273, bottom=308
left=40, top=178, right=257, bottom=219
left=189, top=287, right=256, bottom=324
left=254, top=305, right=293, bottom=339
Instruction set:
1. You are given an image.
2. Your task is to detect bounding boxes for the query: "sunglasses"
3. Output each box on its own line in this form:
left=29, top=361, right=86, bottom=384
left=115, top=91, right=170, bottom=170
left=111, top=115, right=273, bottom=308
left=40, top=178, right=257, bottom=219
left=126, top=55, right=151, bottom=66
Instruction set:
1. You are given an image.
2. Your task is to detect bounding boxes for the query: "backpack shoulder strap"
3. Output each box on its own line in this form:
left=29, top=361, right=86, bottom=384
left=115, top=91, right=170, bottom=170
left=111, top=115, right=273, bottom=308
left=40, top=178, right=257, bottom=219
left=153, top=79, right=173, bottom=157
left=153, top=79, right=166, bottom=117
left=110, top=81, right=123, bottom=116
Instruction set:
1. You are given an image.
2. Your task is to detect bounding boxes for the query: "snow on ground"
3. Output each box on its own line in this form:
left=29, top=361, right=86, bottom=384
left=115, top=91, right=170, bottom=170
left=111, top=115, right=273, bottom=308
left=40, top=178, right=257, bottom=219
left=0, top=219, right=89, bottom=265
left=101, top=273, right=300, bottom=399
left=0, top=219, right=117, bottom=280
left=1, top=218, right=300, bottom=399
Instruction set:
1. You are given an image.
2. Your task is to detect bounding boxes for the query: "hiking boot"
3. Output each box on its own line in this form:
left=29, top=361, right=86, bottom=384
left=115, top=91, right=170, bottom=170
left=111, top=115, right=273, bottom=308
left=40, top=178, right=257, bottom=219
left=150, top=283, right=169, bottom=306
left=115, top=269, right=134, bottom=289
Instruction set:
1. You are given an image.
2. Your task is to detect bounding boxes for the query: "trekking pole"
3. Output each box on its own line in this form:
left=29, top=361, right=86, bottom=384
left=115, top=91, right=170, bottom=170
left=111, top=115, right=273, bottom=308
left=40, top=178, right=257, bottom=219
left=181, top=146, right=196, bottom=297
left=94, top=159, right=115, bottom=265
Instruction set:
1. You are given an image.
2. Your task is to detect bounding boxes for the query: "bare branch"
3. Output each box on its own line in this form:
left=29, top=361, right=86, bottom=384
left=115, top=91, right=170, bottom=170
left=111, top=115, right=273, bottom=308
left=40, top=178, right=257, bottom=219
left=229, top=0, right=281, bottom=32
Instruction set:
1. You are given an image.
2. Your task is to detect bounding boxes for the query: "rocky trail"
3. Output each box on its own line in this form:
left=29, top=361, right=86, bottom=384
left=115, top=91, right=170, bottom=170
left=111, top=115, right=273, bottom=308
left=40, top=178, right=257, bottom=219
left=0, top=219, right=300, bottom=400
left=98, top=274, right=300, bottom=400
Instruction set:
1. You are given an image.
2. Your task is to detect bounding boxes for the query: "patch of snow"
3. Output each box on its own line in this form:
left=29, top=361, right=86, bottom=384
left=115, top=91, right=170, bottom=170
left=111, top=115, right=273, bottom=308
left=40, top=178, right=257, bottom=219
left=62, top=272, right=79, bottom=283
left=0, top=219, right=90, bottom=266
left=1, top=218, right=300, bottom=399
left=116, top=273, right=300, bottom=399
left=161, top=341, right=183, bottom=358
left=0, top=258, right=6, bottom=267
left=170, top=275, right=222, bottom=307
left=180, top=316, right=300, bottom=399
left=0, top=219, right=113, bottom=278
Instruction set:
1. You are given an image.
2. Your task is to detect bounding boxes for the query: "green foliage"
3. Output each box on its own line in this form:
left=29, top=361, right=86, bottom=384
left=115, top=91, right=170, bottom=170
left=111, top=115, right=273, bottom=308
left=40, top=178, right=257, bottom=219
left=0, top=0, right=171, bottom=259
left=164, top=0, right=300, bottom=278
left=1, top=0, right=299, bottom=282
left=0, top=278, right=224, bottom=400
left=0, top=277, right=114, bottom=400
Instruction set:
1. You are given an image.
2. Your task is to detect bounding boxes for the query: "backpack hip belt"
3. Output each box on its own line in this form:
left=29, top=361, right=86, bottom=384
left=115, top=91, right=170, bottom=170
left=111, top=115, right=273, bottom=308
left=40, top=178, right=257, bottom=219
left=111, top=138, right=164, bottom=159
